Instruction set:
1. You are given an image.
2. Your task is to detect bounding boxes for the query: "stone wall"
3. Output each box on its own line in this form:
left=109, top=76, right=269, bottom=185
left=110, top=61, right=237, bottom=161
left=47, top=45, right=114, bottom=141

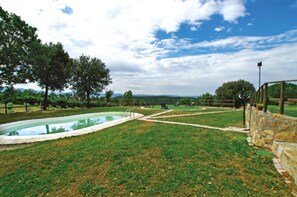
left=246, top=105, right=297, bottom=149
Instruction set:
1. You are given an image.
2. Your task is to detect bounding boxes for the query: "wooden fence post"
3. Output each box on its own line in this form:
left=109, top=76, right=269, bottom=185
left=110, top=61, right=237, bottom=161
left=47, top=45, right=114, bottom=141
left=280, top=81, right=285, bottom=115
left=5, top=102, right=7, bottom=114
left=263, top=83, right=268, bottom=112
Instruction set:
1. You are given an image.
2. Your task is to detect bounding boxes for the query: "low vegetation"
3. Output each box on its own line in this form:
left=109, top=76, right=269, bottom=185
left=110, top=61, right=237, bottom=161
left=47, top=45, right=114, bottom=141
left=0, top=107, right=294, bottom=196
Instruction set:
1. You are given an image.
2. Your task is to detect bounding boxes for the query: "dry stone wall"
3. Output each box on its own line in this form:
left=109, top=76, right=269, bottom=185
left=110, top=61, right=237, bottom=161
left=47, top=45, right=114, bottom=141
left=246, top=105, right=297, bottom=149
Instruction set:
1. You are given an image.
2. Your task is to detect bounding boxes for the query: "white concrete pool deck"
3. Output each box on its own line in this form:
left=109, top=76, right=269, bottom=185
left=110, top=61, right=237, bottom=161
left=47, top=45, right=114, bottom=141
left=0, top=112, right=144, bottom=145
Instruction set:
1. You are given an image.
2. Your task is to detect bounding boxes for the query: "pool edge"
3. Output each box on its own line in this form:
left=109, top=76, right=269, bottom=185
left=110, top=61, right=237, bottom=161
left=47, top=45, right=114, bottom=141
left=0, top=112, right=144, bottom=145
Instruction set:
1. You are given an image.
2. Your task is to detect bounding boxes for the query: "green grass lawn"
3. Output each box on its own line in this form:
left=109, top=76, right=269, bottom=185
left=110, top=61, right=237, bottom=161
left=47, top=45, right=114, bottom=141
left=154, top=106, right=231, bottom=117
left=161, top=110, right=244, bottom=128
left=0, top=107, right=294, bottom=195
left=267, top=105, right=297, bottom=117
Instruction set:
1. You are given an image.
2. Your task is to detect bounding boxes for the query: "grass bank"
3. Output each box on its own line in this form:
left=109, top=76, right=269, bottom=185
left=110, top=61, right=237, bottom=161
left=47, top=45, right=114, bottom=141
left=0, top=107, right=294, bottom=195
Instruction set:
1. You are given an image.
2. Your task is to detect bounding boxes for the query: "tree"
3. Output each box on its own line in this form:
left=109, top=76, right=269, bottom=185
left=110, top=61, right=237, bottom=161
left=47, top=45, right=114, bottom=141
left=268, top=83, right=297, bottom=99
left=32, top=42, right=71, bottom=110
left=122, top=90, right=134, bottom=106
left=105, top=90, right=114, bottom=103
left=0, top=6, right=40, bottom=89
left=216, top=79, right=255, bottom=100
left=71, top=55, right=112, bottom=108
left=215, top=79, right=255, bottom=108
left=197, top=92, right=216, bottom=106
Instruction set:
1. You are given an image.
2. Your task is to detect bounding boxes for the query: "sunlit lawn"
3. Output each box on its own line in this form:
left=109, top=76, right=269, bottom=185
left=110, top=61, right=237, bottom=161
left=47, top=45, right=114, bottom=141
left=0, top=107, right=294, bottom=196
left=267, top=104, right=297, bottom=117
left=154, top=106, right=231, bottom=117
left=160, top=110, right=244, bottom=128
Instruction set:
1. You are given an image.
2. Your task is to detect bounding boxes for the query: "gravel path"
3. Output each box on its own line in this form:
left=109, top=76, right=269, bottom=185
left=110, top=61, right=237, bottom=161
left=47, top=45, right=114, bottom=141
left=139, top=110, right=247, bottom=133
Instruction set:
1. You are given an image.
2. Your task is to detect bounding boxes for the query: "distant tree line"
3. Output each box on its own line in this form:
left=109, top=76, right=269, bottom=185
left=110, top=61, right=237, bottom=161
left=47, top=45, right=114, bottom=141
left=197, top=79, right=256, bottom=108
left=0, top=6, right=111, bottom=109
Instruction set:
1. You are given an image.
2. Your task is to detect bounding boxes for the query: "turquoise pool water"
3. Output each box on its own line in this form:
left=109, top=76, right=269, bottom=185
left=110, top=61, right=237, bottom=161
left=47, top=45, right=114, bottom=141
left=1, top=115, right=123, bottom=136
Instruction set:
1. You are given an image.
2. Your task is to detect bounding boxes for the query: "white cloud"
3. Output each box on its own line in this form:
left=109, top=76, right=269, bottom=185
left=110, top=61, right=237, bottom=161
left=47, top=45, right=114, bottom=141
left=214, top=26, right=225, bottom=32
left=218, top=0, right=246, bottom=22
left=178, top=30, right=297, bottom=51
left=190, top=26, right=198, bottom=31
left=2, top=0, right=297, bottom=96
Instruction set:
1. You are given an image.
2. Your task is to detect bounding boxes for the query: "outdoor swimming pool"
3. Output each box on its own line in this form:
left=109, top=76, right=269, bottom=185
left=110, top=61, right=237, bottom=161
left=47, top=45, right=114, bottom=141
left=1, top=115, right=123, bottom=136
left=0, top=112, right=143, bottom=144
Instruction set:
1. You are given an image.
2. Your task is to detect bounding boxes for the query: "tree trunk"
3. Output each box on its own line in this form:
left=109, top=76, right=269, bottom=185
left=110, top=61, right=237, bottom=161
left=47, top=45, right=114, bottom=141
left=86, top=91, right=90, bottom=108
left=43, top=85, right=49, bottom=110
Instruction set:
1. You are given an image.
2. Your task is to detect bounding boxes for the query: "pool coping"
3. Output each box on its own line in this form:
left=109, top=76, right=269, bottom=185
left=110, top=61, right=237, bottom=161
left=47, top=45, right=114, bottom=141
left=0, top=112, right=143, bottom=145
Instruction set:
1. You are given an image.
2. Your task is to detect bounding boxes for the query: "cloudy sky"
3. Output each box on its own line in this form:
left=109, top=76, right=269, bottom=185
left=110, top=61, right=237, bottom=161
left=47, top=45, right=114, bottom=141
left=1, top=0, right=297, bottom=96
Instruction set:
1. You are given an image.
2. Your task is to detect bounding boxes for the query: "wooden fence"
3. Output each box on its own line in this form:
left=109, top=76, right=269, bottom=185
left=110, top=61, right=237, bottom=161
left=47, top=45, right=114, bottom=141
left=199, top=99, right=235, bottom=108
left=250, top=79, right=297, bottom=114
left=0, top=103, right=39, bottom=114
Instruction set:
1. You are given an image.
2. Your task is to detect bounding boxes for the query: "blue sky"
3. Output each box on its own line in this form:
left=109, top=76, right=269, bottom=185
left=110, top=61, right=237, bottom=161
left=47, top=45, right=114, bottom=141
left=1, top=0, right=297, bottom=96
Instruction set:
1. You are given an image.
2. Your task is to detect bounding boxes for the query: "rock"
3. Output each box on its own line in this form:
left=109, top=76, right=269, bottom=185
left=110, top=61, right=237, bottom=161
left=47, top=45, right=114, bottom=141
left=264, top=129, right=274, bottom=136
left=254, top=139, right=264, bottom=147
left=264, top=137, right=273, bottom=144
left=275, top=132, right=297, bottom=143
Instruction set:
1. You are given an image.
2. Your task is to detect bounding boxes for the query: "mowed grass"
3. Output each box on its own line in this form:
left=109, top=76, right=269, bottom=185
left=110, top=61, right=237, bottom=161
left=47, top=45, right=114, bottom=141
left=267, top=104, right=297, bottom=117
left=154, top=106, right=231, bottom=117
left=0, top=120, right=293, bottom=195
left=161, top=110, right=244, bottom=128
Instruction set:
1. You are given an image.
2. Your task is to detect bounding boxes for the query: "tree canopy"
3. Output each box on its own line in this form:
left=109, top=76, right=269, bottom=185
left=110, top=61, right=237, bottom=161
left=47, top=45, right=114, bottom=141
left=71, top=55, right=112, bottom=108
left=121, top=90, right=134, bottom=106
left=32, top=42, right=71, bottom=110
left=0, top=6, right=40, bottom=88
left=105, top=90, right=114, bottom=103
left=216, top=79, right=255, bottom=100
left=215, top=79, right=255, bottom=107
left=268, top=82, right=297, bottom=98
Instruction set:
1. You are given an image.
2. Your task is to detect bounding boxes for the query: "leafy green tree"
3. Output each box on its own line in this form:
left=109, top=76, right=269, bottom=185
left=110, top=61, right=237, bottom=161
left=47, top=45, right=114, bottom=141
left=197, top=92, right=216, bottom=106
left=268, top=83, right=297, bottom=99
left=216, top=80, right=255, bottom=99
left=179, top=98, right=193, bottom=105
left=71, top=55, right=112, bottom=108
left=32, top=42, right=71, bottom=110
left=0, top=6, right=40, bottom=89
left=215, top=79, right=255, bottom=108
left=105, top=90, right=114, bottom=103
left=122, top=90, right=134, bottom=106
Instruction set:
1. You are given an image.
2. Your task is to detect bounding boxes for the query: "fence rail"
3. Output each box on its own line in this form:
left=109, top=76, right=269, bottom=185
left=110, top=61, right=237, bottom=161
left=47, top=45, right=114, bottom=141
left=250, top=79, right=297, bottom=115
left=0, top=103, right=36, bottom=114
left=199, top=99, right=235, bottom=108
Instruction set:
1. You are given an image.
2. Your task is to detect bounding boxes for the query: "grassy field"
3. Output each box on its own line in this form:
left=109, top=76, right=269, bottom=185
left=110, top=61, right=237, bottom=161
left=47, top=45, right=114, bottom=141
left=153, top=106, right=232, bottom=117
left=0, top=107, right=295, bottom=196
left=267, top=104, right=297, bottom=117
left=161, top=110, right=244, bottom=128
